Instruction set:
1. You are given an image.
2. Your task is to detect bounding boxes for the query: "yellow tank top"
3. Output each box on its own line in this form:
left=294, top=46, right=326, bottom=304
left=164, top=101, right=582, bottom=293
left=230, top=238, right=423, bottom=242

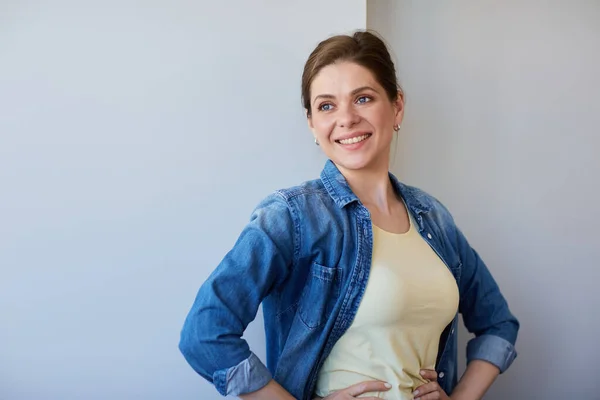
left=315, top=215, right=460, bottom=399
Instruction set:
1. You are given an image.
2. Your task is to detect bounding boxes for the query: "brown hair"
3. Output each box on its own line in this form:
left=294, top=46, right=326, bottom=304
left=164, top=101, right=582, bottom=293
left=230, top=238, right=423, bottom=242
left=301, top=30, right=401, bottom=116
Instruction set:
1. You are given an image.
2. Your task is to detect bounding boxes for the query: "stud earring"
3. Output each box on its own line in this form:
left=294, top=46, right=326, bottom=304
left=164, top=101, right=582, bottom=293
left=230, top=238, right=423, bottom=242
left=314, top=138, right=319, bottom=145
left=394, top=124, right=400, bottom=132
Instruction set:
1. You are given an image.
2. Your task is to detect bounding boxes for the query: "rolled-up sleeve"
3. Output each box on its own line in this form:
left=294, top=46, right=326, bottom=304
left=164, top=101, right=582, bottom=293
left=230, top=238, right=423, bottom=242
left=213, top=353, right=273, bottom=396
left=178, top=192, right=296, bottom=395
left=466, top=334, right=517, bottom=373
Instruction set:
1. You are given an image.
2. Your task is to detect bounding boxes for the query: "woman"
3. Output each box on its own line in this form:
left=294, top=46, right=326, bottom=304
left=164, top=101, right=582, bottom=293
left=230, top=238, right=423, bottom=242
left=179, top=30, right=519, bottom=400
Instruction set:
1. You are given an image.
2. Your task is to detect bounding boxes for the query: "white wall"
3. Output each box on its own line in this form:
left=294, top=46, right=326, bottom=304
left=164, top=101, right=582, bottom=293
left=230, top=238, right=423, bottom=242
left=368, top=1, right=600, bottom=399
left=0, top=1, right=365, bottom=399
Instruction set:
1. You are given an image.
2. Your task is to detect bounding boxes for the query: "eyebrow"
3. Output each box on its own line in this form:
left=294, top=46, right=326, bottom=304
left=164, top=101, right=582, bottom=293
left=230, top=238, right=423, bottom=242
left=312, top=86, right=379, bottom=105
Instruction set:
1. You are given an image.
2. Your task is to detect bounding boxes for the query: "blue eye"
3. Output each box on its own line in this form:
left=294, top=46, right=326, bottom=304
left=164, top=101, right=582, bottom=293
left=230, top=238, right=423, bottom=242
left=319, top=103, right=333, bottom=112
left=357, top=96, right=371, bottom=104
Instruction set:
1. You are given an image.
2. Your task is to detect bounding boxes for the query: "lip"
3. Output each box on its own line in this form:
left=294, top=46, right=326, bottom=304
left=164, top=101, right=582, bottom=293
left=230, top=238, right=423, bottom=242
left=334, top=131, right=372, bottom=142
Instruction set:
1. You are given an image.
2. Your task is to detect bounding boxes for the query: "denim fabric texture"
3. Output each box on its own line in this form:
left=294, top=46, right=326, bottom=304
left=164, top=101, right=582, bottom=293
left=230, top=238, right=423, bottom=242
left=179, top=160, right=519, bottom=399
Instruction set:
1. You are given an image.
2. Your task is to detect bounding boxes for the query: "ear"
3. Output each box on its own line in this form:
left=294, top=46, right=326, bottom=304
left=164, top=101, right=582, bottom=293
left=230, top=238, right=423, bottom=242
left=393, top=90, right=405, bottom=127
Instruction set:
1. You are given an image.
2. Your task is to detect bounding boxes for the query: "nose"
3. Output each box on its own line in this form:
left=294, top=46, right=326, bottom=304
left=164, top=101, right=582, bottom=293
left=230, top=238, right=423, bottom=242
left=337, top=102, right=360, bottom=129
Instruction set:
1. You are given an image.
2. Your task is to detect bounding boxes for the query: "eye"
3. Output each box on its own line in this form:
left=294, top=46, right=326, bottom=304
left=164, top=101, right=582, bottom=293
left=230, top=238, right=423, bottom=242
left=318, top=103, right=334, bottom=112
left=356, top=96, right=372, bottom=104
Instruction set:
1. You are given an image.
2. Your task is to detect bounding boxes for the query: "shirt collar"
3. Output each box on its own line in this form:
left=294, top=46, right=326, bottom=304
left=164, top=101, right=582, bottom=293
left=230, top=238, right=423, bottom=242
left=319, top=159, right=432, bottom=214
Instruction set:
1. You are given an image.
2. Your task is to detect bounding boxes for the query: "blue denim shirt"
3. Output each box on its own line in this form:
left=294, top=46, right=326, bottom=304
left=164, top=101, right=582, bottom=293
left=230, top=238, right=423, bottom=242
left=179, top=160, right=519, bottom=399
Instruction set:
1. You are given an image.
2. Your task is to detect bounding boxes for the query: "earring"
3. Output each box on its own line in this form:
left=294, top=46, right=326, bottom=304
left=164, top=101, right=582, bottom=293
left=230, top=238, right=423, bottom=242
left=314, top=138, right=319, bottom=146
left=394, top=124, right=400, bottom=132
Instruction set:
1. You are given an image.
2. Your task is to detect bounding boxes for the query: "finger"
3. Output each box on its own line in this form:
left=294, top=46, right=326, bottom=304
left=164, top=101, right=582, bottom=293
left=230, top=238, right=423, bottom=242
left=419, top=369, right=438, bottom=381
left=413, top=382, right=440, bottom=397
left=346, top=381, right=392, bottom=396
left=415, top=392, right=441, bottom=400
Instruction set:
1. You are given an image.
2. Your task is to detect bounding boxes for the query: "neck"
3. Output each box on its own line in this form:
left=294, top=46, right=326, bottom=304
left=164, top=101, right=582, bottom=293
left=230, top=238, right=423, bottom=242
left=338, top=162, right=397, bottom=213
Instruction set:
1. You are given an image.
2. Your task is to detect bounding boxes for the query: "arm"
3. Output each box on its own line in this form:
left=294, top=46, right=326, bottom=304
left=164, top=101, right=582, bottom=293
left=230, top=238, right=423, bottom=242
left=450, top=360, right=499, bottom=400
left=178, top=193, right=297, bottom=397
left=239, top=380, right=296, bottom=400
left=455, top=224, right=519, bottom=373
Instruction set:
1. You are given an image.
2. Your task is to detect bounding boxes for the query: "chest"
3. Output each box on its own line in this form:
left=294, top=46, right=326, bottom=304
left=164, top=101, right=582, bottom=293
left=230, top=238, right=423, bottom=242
left=351, top=223, right=459, bottom=328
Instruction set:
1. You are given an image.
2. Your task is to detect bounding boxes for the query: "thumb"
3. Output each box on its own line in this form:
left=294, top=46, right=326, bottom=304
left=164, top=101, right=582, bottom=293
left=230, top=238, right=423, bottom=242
left=419, top=369, right=438, bottom=381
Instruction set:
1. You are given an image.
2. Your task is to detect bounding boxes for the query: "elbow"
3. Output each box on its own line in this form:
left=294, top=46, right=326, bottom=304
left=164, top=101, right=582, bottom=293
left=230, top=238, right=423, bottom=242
left=474, top=310, right=520, bottom=346
left=178, top=325, right=214, bottom=382
left=497, top=314, right=520, bottom=346
left=178, top=333, right=194, bottom=362
left=508, top=316, right=520, bottom=344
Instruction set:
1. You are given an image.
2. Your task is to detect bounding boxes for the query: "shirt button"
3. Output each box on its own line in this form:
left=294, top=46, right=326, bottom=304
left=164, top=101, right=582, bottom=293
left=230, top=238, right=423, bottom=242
left=439, top=372, right=445, bottom=379
left=427, top=233, right=432, bottom=239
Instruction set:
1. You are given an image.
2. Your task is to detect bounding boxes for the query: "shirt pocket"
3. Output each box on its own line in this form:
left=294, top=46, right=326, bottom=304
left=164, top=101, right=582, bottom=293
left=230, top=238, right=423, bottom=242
left=298, top=262, right=343, bottom=329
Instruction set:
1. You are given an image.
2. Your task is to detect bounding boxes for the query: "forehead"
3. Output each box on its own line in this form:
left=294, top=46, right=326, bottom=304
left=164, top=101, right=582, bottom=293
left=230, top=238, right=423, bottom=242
left=310, top=61, right=380, bottom=97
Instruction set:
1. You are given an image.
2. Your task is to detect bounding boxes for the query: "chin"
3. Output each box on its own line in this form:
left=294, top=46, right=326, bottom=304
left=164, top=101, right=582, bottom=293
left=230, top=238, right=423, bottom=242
left=332, top=157, right=374, bottom=172
left=330, top=142, right=390, bottom=173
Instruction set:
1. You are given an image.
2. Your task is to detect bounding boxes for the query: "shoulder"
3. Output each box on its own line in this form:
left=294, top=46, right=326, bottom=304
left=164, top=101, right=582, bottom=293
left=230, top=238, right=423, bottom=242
left=274, top=178, right=329, bottom=201
left=262, top=178, right=335, bottom=212
left=252, top=177, right=330, bottom=218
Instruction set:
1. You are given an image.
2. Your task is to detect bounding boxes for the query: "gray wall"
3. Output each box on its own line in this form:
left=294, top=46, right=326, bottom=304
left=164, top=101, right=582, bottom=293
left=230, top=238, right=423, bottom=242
left=0, top=1, right=365, bottom=399
left=368, top=1, right=600, bottom=399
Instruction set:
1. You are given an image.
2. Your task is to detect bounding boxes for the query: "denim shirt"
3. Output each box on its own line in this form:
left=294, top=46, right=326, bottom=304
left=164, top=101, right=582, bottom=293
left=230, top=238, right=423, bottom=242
left=179, top=160, right=519, bottom=399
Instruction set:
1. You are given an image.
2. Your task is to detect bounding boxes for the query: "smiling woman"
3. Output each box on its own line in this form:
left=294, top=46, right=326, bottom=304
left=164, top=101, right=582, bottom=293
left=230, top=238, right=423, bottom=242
left=179, top=30, right=519, bottom=400
left=302, top=33, right=403, bottom=175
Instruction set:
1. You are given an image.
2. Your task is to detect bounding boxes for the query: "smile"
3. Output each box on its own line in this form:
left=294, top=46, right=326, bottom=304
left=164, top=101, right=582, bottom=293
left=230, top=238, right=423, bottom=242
left=336, top=133, right=372, bottom=145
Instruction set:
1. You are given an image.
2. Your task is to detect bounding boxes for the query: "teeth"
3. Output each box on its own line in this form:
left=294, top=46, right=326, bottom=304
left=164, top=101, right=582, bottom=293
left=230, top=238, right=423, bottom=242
left=339, top=134, right=370, bottom=145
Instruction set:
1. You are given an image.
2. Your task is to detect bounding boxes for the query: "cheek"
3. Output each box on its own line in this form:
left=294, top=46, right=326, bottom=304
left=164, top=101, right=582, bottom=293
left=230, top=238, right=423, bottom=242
left=312, top=116, right=335, bottom=137
left=369, top=108, right=394, bottom=129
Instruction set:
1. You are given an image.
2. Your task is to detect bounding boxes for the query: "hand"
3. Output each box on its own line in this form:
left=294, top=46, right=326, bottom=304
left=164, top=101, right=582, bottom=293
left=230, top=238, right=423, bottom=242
left=313, top=380, right=392, bottom=400
left=412, top=370, right=450, bottom=400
